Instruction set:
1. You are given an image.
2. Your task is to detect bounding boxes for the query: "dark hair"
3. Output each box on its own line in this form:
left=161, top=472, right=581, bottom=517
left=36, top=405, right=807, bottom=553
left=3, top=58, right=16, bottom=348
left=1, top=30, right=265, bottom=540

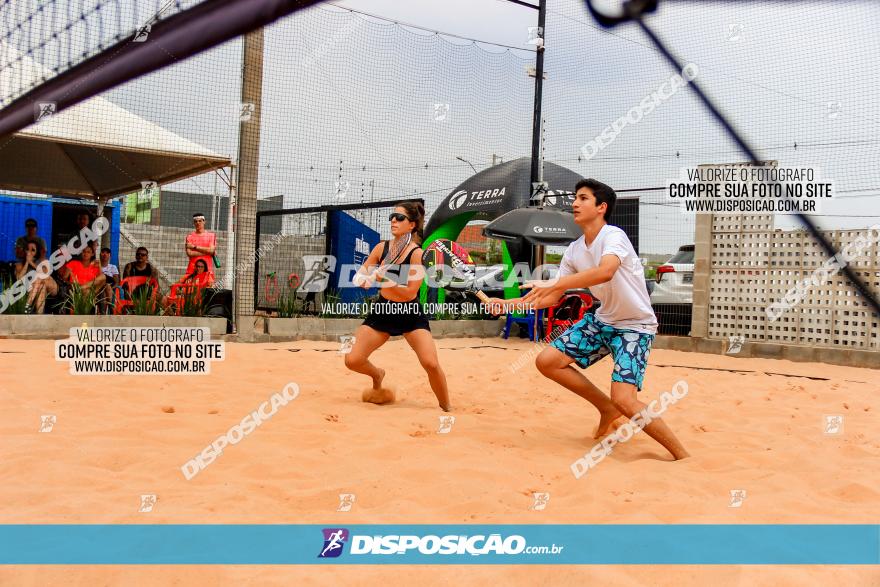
left=184, top=259, right=209, bottom=282
left=136, top=247, right=148, bottom=254
left=24, top=237, right=40, bottom=250
left=79, top=242, right=96, bottom=259
left=394, top=201, right=425, bottom=244
left=25, top=217, right=37, bottom=227
left=574, top=178, right=617, bottom=221
left=101, top=247, right=111, bottom=254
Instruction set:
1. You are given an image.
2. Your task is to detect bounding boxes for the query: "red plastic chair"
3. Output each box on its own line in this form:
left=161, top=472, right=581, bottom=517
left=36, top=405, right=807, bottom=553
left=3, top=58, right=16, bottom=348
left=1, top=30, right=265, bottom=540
left=544, top=292, right=594, bottom=342
left=113, top=276, right=159, bottom=315
left=165, top=273, right=212, bottom=316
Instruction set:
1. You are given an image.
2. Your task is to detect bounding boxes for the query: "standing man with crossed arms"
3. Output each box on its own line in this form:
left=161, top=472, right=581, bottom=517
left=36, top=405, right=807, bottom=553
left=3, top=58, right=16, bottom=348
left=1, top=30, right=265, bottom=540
left=185, top=212, right=217, bottom=278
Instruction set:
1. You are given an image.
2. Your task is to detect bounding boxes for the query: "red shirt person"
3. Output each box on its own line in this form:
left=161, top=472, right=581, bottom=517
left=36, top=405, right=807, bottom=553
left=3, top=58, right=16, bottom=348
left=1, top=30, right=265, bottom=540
left=60, top=243, right=107, bottom=292
left=185, top=213, right=217, bottom=276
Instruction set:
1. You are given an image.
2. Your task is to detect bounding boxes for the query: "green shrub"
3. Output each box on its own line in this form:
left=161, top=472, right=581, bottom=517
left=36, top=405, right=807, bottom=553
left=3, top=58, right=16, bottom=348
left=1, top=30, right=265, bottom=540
left=65, top=282, right=98, bottom=315
left=130, top=285, right=161, bottom=316
left=0, top=275, right=27, bottom=314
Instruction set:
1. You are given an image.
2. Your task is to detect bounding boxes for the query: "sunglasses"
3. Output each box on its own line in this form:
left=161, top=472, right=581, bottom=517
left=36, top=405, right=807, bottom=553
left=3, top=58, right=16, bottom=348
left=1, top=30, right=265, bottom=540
left=136, top=252, right=147, bottom=257
left=388, top=213, right=411, bottom=222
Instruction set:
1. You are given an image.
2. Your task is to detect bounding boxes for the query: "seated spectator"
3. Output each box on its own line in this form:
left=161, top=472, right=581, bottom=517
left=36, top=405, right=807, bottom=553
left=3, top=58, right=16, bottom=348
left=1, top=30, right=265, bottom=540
left=74, top=210, right=98, bottom=255
left=100, top=247, right=119, bottom=287
left=14, top=218, right=47, bottom=262
left=14, top=238, right=58, bottom=313
left=183, top=259, right=215, bottom=287
left=59, top=242, right=107, bottom=296
left=162, top=259, right=213, bottom=311
left=122, top=247, right=159, bottom=281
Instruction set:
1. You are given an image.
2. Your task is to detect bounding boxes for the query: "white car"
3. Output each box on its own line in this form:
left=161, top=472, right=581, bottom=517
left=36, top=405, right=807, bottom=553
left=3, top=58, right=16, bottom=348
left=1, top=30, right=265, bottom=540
left=650, top=245, right=694, bottom=334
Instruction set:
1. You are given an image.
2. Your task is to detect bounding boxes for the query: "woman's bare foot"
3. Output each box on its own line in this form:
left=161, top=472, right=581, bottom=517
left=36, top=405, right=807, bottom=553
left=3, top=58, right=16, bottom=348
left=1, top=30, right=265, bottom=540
left=372, top=367, right=385, bottom=390
left=594, top=410, right=628, bottom=438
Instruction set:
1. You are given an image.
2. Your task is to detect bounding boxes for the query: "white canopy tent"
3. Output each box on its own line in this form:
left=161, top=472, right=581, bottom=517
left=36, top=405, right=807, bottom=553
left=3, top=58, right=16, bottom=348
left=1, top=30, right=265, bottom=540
left=0, top=42, right=232, bottom=199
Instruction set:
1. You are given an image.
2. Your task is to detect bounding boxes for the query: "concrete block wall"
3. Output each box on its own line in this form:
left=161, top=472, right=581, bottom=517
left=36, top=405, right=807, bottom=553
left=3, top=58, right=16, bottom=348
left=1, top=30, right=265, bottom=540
left=701, top=214, right=880, bottom=352
left=119, top=224, right=324, bottom=300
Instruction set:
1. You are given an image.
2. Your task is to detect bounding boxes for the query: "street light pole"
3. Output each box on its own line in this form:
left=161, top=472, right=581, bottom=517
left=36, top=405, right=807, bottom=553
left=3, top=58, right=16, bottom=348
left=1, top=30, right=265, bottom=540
left=456, top=156, right=477, bottom=175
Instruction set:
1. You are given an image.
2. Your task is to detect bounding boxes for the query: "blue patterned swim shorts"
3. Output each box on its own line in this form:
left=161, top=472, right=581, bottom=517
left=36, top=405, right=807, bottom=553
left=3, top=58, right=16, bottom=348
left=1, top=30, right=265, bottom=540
left=550, top=313, right=654, bottom=391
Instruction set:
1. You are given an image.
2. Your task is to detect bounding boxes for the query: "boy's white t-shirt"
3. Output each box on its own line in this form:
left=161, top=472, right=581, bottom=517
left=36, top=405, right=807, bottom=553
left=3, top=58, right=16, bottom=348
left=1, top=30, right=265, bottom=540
left=558, top=224, right=658, bottom=334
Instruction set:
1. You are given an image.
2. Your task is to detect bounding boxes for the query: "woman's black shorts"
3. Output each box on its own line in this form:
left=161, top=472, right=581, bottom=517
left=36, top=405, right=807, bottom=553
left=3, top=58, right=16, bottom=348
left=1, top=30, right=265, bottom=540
left=362, top=298, right=430, bottom=336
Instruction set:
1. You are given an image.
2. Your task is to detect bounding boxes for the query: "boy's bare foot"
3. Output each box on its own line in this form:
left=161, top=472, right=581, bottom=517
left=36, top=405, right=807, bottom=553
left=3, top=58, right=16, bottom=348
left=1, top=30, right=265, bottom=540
left=372, top=367, right=385, bottom=390
left=594, top=411, right=627, bottom=438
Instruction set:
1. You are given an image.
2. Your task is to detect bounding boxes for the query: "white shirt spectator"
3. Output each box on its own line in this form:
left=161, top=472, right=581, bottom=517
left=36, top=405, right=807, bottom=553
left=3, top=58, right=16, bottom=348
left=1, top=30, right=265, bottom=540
left=101, top=263, right=119, bottom=280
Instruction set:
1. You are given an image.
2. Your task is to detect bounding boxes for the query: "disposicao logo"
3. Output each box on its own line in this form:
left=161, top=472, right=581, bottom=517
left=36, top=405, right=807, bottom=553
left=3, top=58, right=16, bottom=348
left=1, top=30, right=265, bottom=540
left=318, top=532, right=531, bottom=557
left=318, top=528, right=349, bottom=558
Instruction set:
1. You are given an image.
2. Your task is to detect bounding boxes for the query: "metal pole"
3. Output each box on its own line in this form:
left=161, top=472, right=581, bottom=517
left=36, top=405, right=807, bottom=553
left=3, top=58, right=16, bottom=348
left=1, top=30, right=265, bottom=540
left=529, top=0, right=546, bottom=204
left=529, top=0, right=547, bottom=341
left=225, top=163, right=236, bottom=289
left=233, top=29, right=264, bottom=340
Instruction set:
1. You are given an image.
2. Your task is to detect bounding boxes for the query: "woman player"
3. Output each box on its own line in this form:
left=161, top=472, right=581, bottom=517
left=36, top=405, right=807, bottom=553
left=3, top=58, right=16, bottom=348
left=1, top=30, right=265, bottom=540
left=343, top=201, right=451, bottom=411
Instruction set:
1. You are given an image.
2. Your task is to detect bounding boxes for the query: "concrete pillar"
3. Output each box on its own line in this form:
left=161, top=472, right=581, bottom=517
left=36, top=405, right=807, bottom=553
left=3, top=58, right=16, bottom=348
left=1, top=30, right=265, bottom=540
left=691, top=213, right=713, bottom=338
left=233, top=29, right=264, bottom=340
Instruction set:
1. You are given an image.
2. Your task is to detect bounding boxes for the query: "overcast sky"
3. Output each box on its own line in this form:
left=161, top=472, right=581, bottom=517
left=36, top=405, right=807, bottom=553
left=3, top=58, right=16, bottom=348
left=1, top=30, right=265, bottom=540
left=93, top=0, right=880, bottom=254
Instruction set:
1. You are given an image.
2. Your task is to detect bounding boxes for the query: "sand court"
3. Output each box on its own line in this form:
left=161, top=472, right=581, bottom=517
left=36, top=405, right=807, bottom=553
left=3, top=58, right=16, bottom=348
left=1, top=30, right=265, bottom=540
left=1, top=337, right=878, bottom=584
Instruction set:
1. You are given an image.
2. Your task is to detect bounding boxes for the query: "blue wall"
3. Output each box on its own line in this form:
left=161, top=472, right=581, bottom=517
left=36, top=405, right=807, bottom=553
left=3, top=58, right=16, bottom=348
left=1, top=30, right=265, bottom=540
left=0, top=195, right=53, bottom=262
left=0, top=195, right=121, bottom=265
left=327, top=210, right=380, bottom=304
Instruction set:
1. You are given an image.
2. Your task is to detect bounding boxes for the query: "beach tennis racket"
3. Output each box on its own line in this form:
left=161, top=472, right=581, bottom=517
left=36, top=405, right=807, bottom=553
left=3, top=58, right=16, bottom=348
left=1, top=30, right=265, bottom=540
left=353, top=232, right=413, bottom=287
left=423, top=239, right=492, bottom=305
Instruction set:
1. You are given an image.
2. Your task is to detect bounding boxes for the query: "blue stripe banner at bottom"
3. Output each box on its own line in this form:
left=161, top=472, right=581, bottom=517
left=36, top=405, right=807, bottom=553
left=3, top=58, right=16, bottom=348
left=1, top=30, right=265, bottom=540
left=1, top=525, right=878, bottom=565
